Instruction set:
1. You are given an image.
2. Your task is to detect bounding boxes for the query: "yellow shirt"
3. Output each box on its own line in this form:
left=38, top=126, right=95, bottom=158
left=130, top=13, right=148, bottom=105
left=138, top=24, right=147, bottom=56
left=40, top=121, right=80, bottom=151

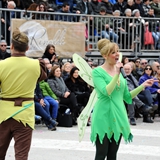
left=0, top=56, right=40, bottom=129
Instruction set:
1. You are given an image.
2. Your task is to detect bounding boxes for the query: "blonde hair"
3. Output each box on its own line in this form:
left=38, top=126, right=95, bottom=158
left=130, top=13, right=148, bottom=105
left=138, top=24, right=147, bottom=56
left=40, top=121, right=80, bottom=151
left=97, top=39, right=119, bottom=56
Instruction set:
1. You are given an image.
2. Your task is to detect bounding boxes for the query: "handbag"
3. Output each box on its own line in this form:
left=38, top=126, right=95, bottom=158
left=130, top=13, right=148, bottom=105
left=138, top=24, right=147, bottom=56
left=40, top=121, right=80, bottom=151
left=57, top=104, right=73, bottom=127
left=144, top=26, right=154, bottom=45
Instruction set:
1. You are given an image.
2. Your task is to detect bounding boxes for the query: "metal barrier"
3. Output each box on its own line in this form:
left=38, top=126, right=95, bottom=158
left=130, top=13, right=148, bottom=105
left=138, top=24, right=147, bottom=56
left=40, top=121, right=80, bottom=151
left=0, top=8, right=160, bottom=60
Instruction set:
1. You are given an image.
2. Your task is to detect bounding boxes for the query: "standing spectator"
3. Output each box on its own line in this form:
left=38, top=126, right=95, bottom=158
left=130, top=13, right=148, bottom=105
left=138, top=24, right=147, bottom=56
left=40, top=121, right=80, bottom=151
left=76, top=0, right=92, bottom=15
left=89, top=0, right=101, bottom=15
left=4, top=1, right=18, bottom=45
left=0, top=40, right=10, bottom=60
left=113, top=0, right=127, bottom=16
left=132, top=0, right=145, bottom=17
left=0, top=30, right=47, bottom=160
left=126, top=0, right=134, bottom=10
left=132, top=9, right=147, bottom=49
left=26, top=3, right=39, bottom=19
left=100, top=0, right=113, bottom=15
left=56, top=2, right=74, bottom=22
left=150, top=0, right=160, bottom=18
left=38, top=2, right=48, bottom=20
left=143, top=0, right=154, bottom=17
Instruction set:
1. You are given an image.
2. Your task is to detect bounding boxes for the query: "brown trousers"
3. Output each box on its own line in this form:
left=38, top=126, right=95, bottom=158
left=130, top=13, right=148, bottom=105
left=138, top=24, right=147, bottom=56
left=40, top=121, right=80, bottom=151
left=0, top=118, right=33, bottom=160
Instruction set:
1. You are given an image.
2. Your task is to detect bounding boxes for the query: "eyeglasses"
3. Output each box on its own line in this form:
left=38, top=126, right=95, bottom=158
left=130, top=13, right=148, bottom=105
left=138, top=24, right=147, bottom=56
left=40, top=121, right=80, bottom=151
left=145, top=68, right=152, bottom=70
left=135, top=60, right=140, bottom=63
left=0, top=45, right=7, bottom=47
left=141, top=62, right=147, bottom=65
left=157, top=66, right=160, bottom=69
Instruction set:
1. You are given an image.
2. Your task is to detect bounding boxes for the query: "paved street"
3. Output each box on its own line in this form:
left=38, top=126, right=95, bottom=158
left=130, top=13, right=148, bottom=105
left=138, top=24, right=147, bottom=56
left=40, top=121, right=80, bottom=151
left=6, top=116, right=160, bottom=160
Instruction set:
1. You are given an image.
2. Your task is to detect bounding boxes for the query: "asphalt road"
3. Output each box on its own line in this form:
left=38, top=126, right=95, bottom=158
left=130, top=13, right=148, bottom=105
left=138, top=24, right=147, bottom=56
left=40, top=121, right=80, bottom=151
left=5, top=116, right=160, bottom=160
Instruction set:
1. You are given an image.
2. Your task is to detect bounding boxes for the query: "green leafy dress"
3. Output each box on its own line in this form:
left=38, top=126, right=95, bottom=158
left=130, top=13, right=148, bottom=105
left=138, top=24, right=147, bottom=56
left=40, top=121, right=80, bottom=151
left=91, top=67, right=133, bottom=144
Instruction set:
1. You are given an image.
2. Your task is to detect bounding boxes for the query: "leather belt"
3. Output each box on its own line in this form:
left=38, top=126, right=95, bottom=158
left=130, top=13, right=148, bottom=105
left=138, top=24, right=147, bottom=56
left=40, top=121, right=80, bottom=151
left=1, top=97, right=34, bottom=106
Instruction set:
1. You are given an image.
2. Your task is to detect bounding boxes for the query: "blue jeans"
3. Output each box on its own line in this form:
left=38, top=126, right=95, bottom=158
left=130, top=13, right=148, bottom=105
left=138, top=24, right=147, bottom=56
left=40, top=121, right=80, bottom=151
left=101, top=30, right=119, bottom=43
left=152, top=32, right=160, bottom=49
left=34, top=101, right=51, bottom=124
left=44, top=96, right=59, bottom=119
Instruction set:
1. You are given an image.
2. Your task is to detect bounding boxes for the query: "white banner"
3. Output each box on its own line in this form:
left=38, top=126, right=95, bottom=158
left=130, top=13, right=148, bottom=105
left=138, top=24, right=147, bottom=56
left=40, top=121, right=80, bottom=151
left=12, top=19, right=86, bottom=58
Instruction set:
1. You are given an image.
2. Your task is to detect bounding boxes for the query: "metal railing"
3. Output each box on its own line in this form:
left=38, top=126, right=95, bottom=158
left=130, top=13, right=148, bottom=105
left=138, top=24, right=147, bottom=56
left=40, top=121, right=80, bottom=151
left=0, top=8, right=160, bottom=59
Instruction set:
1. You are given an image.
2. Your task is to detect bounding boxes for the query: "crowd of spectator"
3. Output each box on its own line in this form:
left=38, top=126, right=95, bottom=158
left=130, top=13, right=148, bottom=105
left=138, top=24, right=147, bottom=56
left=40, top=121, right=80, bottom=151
left=1, top=0, right=160, bottom=130
left=1, top=0, right=160, bottom=50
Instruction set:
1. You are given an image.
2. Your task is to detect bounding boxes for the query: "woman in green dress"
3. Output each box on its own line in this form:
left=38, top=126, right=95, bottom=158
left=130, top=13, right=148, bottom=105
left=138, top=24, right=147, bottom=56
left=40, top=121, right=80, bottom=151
left=91, top=39, right=156, bottom=160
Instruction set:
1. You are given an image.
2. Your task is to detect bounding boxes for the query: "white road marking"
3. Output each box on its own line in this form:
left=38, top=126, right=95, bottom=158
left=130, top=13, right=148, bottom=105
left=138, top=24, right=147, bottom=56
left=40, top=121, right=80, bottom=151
left=9, top=138, right=160, bottom=157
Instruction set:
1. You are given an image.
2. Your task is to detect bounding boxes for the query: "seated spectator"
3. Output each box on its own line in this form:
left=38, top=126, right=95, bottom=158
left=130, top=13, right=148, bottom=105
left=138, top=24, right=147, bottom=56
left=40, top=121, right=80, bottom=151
left=152, top=61, right=160, bottom=76
left=39, top=80, right=59, bottom=121
left=94, top=7, right=119, bottom=43
left=56, top=2, right=74, bottom=22
left=150, top=0, right=160, bottom=18
left=65, top=67, right=91, bottom=107
left=113, top=0, right=127, bottom=16
left=132, top=58, right=142, bottom=80
left=43, top=58, right=52, bottom=76
left=89, top=0, right=101, bottom=15
left=34, top=83, right=58, bottom=131
left=0, top=40, right=10, bottom=60
left=124, top=63, right=157, bottom=124
left=42, top=44, right=57, bottom=64
left=139, top=65, right=160, bottom=107
left=61, top=62, right=72, bottom=81
left=100, top=0, right=113, bottom=15
left=47, top=65, right=79, bottom=125
left=122, top=56, right=129, bottom=65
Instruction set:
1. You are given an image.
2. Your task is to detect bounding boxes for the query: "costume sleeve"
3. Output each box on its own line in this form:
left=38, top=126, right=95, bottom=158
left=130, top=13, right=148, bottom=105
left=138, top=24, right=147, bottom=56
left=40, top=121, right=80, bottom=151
left=92, top=69, right=119, bottom=96
left=106, top=74, right=119, bottom=95
left=130, top=85, right=144, bottom=98
left=123, top=79, right=132, bottom=104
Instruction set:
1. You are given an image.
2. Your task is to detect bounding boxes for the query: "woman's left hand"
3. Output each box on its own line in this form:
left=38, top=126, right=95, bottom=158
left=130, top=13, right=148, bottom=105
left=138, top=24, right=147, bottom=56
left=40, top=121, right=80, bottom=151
left=142, top=79, right=158, bottom=88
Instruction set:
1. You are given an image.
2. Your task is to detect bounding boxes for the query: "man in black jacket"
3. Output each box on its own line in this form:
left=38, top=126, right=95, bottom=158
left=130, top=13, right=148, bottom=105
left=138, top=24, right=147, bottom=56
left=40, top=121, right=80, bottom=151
left=113, top=0, right=127, bottom=16
left=0, top=40, right=10, bottom=60
left=76, top=0, right=92, bottom=14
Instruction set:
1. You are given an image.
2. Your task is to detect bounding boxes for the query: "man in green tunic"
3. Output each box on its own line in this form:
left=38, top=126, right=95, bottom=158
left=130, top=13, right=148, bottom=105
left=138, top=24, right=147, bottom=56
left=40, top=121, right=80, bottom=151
left=0, top=30, right=47, bottom=160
